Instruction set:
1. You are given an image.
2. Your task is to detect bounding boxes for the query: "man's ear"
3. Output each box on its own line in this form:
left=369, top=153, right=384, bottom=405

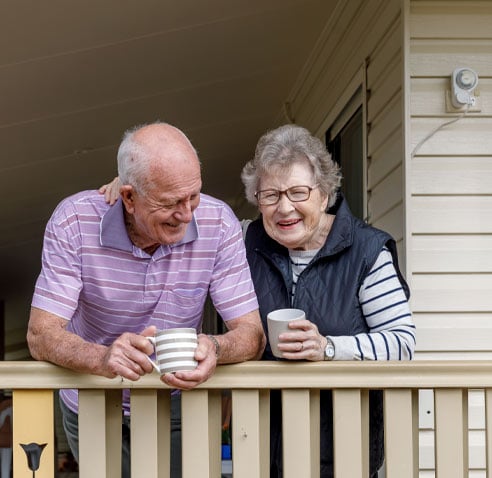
left=120, top=185, right=136, bottom=214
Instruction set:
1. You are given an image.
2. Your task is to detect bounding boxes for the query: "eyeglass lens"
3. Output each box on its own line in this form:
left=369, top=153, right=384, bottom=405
left=256, top=186, right=313, bottom=205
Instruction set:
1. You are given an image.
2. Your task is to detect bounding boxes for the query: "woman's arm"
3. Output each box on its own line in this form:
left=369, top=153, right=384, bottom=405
left=332, top=248, right=415, bottom=360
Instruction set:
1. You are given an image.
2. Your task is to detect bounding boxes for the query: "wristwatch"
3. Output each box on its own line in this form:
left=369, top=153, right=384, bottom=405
left=324, top=337, right=335, bottom=361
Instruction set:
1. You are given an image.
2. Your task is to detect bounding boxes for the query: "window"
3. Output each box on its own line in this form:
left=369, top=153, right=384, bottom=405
left=326, top=107, right=364, bottom=220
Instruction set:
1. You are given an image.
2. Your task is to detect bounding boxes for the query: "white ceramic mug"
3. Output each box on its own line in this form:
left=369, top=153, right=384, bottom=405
left=147, top=328, right=198, bottom=374
left=267, top=308, right=306, bottom=358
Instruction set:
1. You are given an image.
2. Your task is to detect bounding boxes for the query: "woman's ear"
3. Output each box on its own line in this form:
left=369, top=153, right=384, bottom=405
left=320, top=191, right=329, bottom=212
left=120, top=185, right=136, bottom=214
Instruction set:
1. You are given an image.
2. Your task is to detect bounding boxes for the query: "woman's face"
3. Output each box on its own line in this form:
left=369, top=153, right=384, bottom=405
left=258, top=161, right=329, bottom=250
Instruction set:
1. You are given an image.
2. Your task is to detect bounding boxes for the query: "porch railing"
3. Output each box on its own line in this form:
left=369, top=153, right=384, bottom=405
left=2, top=360, right=492, bottom=478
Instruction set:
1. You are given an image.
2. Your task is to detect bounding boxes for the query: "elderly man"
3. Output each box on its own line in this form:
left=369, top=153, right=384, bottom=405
left=27, top=122, right=265, bottom=477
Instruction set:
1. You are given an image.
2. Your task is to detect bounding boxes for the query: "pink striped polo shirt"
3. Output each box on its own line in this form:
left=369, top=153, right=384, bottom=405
left=32, top=190, right=259, bottom=413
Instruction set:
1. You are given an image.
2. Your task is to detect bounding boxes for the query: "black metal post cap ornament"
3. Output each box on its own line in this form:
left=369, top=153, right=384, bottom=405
left=20, top=442, right=47, bottom=477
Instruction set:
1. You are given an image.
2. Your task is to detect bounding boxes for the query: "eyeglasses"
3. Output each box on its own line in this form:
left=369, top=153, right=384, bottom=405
left=254, top=185, right=318, bottom=206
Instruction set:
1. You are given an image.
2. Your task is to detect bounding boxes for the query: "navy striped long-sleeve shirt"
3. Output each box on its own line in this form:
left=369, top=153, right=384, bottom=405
left=290, top=246, right=415, bottom=361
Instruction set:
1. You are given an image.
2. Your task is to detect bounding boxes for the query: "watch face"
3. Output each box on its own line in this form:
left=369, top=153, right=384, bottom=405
left=325, top=344, right=335, bottom=360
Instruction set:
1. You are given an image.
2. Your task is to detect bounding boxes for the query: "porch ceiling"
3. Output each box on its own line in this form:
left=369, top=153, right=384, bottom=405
left=0, top=0, right=337, bottom=298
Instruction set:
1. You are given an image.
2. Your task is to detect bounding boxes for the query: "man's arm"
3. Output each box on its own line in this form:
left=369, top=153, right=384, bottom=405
left=27, top=307, right=156, bottom=380
left=210, top=310, right=266, bottom=363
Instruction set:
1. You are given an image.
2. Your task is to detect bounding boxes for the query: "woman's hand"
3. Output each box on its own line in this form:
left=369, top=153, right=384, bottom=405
left=98, top=176, right=121, bottom=205
left=277, top=319, right=328, bottom=361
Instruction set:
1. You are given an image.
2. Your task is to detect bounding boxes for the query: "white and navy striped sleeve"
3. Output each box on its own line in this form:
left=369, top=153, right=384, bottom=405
left=329, top=247, right=416, bottom=361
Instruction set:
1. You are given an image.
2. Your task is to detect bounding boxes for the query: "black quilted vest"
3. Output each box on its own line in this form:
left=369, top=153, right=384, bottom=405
left=245, top=195, right=410, bottom=477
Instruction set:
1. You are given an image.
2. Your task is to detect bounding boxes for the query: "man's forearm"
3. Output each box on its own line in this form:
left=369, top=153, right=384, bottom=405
left=27, top=307, right=110, bottom=377
left=213, top=313, right=266, bottom=364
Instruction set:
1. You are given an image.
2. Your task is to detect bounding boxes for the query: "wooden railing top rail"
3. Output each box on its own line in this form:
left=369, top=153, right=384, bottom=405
left=2, top=360, right=492, bottom=389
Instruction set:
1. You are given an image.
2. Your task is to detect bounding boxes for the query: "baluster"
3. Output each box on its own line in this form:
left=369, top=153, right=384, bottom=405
left=12, top=390, right=54, bottom=478
left=434, top=388, right=468, bottom=478
left=384, top=389, right=419, bottom=477
left=181, top=390, right=221, bottom=478
left=231, top=389, right=270, bottom=478
left=332, top=389, right=369, bottom=478
left=282, top=389, right=320, bottom=478
left=79, top=389, right=122, bottom=478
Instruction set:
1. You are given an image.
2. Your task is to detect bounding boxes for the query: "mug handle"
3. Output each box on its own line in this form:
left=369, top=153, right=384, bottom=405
left=145, top=336, right=161, bottom=374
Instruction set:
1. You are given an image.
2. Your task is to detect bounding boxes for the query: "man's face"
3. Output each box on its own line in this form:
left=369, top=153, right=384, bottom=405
left=124, top=158, right=202, bottom=248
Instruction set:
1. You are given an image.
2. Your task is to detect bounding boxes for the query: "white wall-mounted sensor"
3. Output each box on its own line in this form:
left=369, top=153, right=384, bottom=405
left=451, top=67, right=479, bottom=108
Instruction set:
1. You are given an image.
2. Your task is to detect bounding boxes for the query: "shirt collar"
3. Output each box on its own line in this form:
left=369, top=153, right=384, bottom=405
left=100, top=198, right=199, bottom=252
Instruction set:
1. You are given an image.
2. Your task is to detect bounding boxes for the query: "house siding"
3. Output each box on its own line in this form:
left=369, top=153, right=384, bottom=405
left=409, top=1, right=492, bottom=360
left=409, top=1, right=492, bottom=475
left=366, top=17, right=405, bottom=248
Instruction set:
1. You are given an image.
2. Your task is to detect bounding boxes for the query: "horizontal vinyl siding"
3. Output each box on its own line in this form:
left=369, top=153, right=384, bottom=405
left=371, top=203, right=404, bottom=243
left=411, top=118, right=492, bottom=156
left=410, top=1, right=492, bottom=475
left=412, top=197, right=492, bottom=234
left=282, top=0, right=406, bottom=256
left=368, top=93, right=403, bottom=156
left=410, top=39, right=492, bottom=77
left=410, top=78, right=492, bottom=116
left=368, top=165, right=403, bottom=224
left=285, top=0, right=401, bottom=134
left=415, top=314, right=492, bottom=352
left=411, top=156, right=492, bottom=195
left=412, top=235, right=492, bottom=273
left=410, top=2, right=492, bottom=39
left=367, top=129, right=403, bottom=190
left=367, top=16, right=405, bottom=258
left=409, top=0, right=492, bottom=350
left=412, top=274, right=492, bottom=313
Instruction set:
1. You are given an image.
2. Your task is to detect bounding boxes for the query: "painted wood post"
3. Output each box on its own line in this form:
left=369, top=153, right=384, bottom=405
left=12, top=390, right=54, bottom=478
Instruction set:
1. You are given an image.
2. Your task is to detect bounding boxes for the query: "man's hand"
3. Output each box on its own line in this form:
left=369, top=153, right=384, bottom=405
left=101, top=326, right=156, bottom=380
left=160, top=334, right=217, bottom=390
left=27, top=307, right=158, bottom=381
left=161, top=310, right=266, bottom=390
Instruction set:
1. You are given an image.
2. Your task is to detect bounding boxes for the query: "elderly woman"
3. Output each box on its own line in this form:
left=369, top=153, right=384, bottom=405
left=241, top=124, right=415, bottom=477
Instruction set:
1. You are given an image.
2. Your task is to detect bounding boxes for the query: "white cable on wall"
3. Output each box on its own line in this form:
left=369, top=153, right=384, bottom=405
left=411, top=105, right=470, bottom=159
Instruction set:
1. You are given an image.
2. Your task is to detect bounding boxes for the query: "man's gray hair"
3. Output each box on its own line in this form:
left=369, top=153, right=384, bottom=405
left=117, top=123, right=154, bottom=195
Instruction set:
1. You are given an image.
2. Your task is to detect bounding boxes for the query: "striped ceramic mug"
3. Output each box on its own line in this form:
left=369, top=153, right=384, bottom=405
left=147, top=328, right=198, bottom=375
